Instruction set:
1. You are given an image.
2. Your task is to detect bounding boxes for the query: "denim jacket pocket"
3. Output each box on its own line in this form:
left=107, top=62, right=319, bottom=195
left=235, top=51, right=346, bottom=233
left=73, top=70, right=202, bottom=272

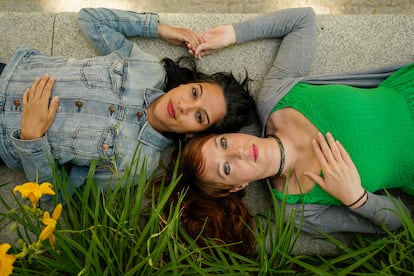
left=81, top=55, right=124, bottom=95
left=49, top=125, right=116, bottom=165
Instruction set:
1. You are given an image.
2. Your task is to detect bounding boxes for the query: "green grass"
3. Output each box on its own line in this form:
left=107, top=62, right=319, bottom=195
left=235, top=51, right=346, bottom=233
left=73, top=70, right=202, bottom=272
left=1, top=154, right=413, bottom=275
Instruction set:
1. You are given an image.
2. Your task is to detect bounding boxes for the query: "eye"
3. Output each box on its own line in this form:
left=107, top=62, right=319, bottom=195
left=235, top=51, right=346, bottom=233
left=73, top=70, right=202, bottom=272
left=220, top=137, right=227, bottom=149
left=192, top=87, right=198, bottom=98
left=224, top=162, right=231, bottom=175
left=196, top=111, right=203, bottom=123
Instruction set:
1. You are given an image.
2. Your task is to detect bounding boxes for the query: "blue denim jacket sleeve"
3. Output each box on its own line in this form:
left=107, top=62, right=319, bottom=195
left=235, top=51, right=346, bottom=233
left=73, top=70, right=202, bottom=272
left=11, top=130, right=55, bottom=182
left=77, top=8, right=159, bottom=57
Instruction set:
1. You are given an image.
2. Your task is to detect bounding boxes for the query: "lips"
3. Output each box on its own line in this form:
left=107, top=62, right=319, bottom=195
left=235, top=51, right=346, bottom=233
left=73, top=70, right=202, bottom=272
left=167, top=100, right=176, bottom=118
left=252, top=144, right=258, bottom=161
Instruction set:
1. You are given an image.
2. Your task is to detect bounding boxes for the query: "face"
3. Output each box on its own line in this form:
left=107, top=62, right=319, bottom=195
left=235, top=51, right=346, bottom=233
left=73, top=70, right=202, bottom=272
left=200, top=133, right=279, bottom=192
left=148, top=82, right=226, bottom=134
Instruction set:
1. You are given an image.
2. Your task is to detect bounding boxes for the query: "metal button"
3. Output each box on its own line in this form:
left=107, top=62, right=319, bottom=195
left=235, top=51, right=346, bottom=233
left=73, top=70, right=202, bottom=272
left=136, top=111, right=143, bottom=118
left=108, top=105, right=116, bottom=113
left=13, top=99, right=20, bottom=107
left=75, top=100, right=83, bottom=108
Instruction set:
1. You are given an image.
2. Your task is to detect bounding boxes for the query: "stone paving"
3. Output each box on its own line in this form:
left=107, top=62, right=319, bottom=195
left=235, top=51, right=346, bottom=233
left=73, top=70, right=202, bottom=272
left=0, top=0, right=413, bottom=257
left=0, top=0, right=413, bottom=14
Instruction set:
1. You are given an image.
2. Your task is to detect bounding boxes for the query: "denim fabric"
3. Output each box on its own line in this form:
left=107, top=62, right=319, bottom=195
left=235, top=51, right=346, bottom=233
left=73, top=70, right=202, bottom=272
left=0, top=8, right=173, bottom=190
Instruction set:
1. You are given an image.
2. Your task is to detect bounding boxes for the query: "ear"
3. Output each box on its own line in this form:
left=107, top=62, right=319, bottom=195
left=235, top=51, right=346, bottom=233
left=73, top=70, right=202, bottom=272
left=229, top=182, right=248, bottom=193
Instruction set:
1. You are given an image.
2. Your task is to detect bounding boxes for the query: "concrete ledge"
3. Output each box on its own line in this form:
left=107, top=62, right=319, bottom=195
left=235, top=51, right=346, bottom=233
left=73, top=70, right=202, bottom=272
left=1, top=11, right=414, bottom=255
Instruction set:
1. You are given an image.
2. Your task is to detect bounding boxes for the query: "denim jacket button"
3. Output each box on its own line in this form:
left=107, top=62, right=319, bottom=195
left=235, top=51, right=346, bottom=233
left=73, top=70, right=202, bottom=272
left=102, top=143, right=110, bottom=151
left=108, top=105, right=116, bottom=113
left=75, top=100, right=83, bottom=108
left=136, top=111, right=143, bottom=118
left=13, top=99, right=20, bottom=107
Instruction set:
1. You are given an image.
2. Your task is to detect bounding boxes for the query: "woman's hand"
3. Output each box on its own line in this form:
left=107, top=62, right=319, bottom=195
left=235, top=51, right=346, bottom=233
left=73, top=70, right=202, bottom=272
left=158, top=23, right=203, bottom=53
left=305, top=132, right=366, bottom=208
left=192, top=25, right=236, bottom=59
left=20, top=74, right=59, bottom=140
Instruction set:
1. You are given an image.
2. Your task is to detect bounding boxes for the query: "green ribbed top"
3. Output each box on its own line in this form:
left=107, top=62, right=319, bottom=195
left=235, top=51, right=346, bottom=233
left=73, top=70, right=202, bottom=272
left=271, top=66, right=414, bottom=205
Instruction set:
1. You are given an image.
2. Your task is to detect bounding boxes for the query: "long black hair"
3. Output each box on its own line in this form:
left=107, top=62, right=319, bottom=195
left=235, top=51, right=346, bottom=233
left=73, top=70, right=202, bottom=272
left=161, top=57, right=257, bottom=136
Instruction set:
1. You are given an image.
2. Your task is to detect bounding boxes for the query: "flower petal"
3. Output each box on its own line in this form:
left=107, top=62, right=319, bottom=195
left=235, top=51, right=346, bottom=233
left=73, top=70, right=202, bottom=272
left=49, top=234, right=56, bottom=245
left=42, top=211, right=51, bottom=224
left=13, top=182, right=38, bottom=197
left=0, top=243, right=12, bottom=254
left=0, top=243, right=16, bottom=276
left=52, top=204, right=63, bottom=220
left=28, top=192, right=40, bottom=205
left=39, top=182, right=55, bottom=196
left=39, top=224, right=56, bottom=242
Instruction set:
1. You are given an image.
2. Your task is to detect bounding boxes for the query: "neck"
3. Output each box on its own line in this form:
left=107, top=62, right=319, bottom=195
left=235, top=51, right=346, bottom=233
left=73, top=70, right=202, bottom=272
left=146, top=102, right=163, bottom=132
left=267, top=134, right=285, bottom=180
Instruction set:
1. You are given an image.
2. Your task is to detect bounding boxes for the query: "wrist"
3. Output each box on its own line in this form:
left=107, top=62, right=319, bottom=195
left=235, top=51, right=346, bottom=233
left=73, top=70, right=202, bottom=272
left=20, top=130, right=43, bottom=140
left=345, top=190, right=368, bottom=209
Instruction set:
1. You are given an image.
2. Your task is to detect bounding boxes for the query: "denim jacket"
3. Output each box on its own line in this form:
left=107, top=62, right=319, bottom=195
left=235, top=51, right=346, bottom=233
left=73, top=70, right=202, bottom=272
left=0, top=8, right=173, bottom=190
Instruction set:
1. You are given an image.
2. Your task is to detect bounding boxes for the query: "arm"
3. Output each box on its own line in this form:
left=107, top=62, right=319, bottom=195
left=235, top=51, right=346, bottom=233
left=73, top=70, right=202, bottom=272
left=302, top=132, right=408, bottom=233
left=284, top=192, right=407, bottom=234
left=11, top=75, right=59, bottom=183
left=195, top=7, right=317, bottom=78
left=78, top=8, right=201, bottom=57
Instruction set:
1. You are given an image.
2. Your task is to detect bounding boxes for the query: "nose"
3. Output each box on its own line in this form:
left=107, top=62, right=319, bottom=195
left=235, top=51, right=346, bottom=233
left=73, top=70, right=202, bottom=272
left=228, top=145, right=247, bottom=160
left=178, top=99, right=192, bottom=115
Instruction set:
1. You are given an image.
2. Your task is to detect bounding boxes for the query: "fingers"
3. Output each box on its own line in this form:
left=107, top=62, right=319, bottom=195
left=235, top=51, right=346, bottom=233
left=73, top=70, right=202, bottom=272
left=183, top=29, right=203, bottom=50
left=22, top=87, right=30, bottom=105
left=26, top=74, right=54, bottom=100
left=194, top=43, right=215, bottom=58
left=42, top=74, right=55, bottom=98
left=311, top=135, right=328, bottom=168
left=314, top=132, right=345, bottom=164
left=316, top=132, right=335, bottom=164
left=325, top=132, right=342, bottom=162
left=45, top=96, right=60, bottom=130
left=304, top=171, right=326, bottom=189
left=336, top=140, right=353, bottom=164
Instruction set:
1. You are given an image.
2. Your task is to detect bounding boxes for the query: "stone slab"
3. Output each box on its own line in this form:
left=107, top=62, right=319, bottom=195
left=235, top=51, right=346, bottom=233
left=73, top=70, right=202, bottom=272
left=1, top=11, right=414, bottom=256
left=0, top=12, right=55, bottom=62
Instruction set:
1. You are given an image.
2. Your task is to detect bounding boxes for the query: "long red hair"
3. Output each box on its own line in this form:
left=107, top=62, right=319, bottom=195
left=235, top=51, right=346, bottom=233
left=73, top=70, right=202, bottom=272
left=180, top=188, right=256, bottom=256
left=157, top=135, right=256, bottom=255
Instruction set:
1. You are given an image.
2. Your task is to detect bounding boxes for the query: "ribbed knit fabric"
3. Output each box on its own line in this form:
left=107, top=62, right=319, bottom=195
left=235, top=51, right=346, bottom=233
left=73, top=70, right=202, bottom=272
left=271, top=64, right=414, bottom=205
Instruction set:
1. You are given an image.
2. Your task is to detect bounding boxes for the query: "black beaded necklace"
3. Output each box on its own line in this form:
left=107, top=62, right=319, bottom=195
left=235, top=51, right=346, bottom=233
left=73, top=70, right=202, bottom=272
left=267, top=134, right=285, bottom=180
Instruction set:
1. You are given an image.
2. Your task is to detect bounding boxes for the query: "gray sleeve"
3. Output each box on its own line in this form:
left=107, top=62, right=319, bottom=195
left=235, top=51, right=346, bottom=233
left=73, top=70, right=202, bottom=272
left=351, top=192, right=408, bottom=230
left=233, top=7, right=317, bottom=78
left=284, top=192, right=408, bottom=234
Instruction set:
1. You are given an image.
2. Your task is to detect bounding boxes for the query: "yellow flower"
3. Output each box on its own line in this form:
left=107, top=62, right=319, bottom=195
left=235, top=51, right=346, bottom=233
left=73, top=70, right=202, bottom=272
left=13, top=181, right=55, bottom=205
left=0, top=243, right=16, bottom=276
left=39, top=204, right=62, bottom=245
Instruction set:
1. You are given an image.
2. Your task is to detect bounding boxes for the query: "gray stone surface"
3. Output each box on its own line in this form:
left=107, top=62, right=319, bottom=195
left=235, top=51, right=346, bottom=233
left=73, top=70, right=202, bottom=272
left=1, top=11, right=413, bottom=256
left=0, top=12, right=55, bottom=62
left=0, top=0, right=413, bottom=14
left=312, top=15, right=414, bottom=75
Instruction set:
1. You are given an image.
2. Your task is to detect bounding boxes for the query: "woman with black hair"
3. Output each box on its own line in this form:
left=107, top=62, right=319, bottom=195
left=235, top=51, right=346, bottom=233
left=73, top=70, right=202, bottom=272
left=0, top=8, right=256, bottom=191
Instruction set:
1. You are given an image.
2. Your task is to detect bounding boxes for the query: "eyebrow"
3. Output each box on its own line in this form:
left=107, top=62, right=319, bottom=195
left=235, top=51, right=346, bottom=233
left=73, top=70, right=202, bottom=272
left=199, top=84, right=210, bottom=125
left=214, top=136, right=225, bottom=179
